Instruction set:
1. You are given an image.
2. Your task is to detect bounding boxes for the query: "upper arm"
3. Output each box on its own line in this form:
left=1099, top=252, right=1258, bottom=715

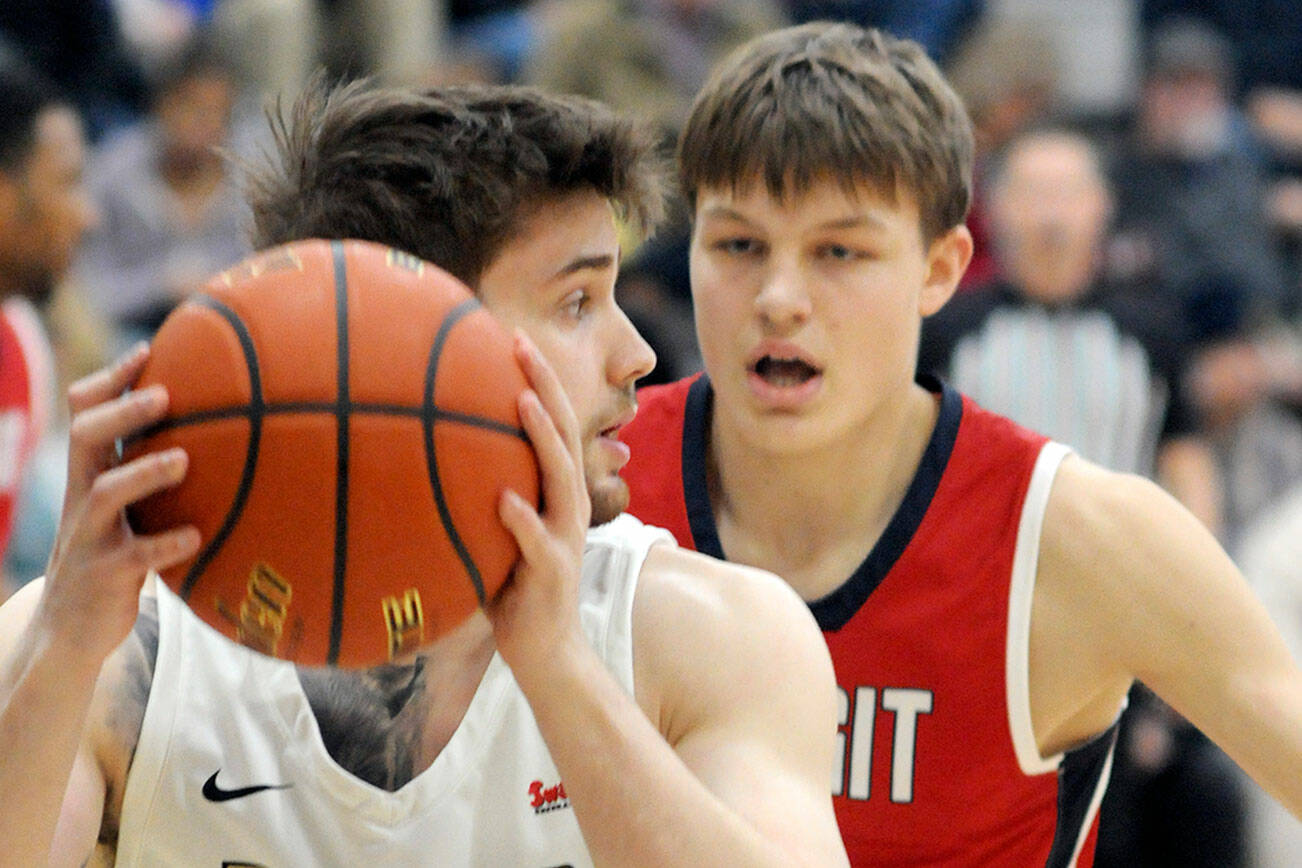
left=0, top=579, right=150, bottom=864
left=0, top=580, right=108, bottom=863
left=634, top=547, right=847, bottom=866
left=1036, top=457, right=1302, bottom=814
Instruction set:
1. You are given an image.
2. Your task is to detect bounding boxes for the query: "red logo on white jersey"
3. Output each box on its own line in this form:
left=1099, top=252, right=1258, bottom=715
left=528, top=779, right=570, bottom=814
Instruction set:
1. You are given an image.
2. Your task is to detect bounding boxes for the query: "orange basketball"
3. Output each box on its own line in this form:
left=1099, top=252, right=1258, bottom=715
left=125, top=239, right=539, bottom=668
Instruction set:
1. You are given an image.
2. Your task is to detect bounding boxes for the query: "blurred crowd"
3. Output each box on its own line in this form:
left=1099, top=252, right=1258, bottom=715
left=0, top=0, right=1297, bottom=864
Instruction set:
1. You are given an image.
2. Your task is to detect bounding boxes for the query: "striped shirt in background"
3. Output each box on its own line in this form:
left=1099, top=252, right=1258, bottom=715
left=919, top=282, right=1195, bottom=476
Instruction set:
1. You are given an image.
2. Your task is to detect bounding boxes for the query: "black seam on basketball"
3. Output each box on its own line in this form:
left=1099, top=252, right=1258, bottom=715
left=128, top=403, right=527, bottom=442
left=179, top=295, right=264, bottom=601
left=329, top=241, right=349, bottom=666
left=423, top=297, right=487, bottom=604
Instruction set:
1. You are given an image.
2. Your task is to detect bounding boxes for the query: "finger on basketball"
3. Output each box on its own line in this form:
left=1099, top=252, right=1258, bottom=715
left=66, top=385, right=170, bottom=497
left=67, top=342, right=150, bottom=415
left=494, top=489, right=552, bottom=577
left=84, top=448, right=188, bottom=537
left=71, top=385, right=168, bottom=451
left=514, top=332, right=582, bottom=464
left=499, top=487, right=547, bottom=558
left=518, top=388, right=578, bottom=517
left=109, top=524, right=202, bottom=576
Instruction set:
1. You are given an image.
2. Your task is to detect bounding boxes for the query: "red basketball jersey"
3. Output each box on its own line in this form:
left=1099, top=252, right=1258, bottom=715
left=621, top=374, right=1117, bottom=867
left=0, top=299, right=50, bottom=561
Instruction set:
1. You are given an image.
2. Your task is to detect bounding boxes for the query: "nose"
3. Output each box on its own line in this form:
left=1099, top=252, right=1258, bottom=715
left=754, top=260, right=811, bottom=334
left=608, top=307, right=656, bottom=389
left=77, top=187, right=101, bottom=236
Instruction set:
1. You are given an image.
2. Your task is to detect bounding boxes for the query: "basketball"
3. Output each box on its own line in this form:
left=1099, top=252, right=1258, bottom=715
left=124, top=239, right=540, bottom=668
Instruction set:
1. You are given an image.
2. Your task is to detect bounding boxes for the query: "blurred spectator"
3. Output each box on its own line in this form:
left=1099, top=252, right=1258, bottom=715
left=1140, top=0, right=1302, bottom=95
left=0, top=0, right=148, bottom=140
left=2, top=278, right=114, bottom=589
left=946, top=18, right=1058, bottom=288
left=920, top=128, right=1219, bottom=527
left=528, top=0, right=785, bottom=136
left=316, top=0, right=447, bottom=85
left=449, top=0, right=536, bottom=82
left=1110, top=18, right=1290, bottom=335
left=1139, top=3, right=1302, bottom=308
left=73, top=35, right=250, bottom=349
left=1187, top=323, right=1302, bottom=555
left=974, top=0, right=1140, bottom=117
left=113, top=0, right=211, bottom=75
left=784, top=0, right=983, bottom=66
left=0, top=55, right=97, bottom=599
left=209, top=1, right=448, bottom=103
left=920, top=126, right=1248, bottom=868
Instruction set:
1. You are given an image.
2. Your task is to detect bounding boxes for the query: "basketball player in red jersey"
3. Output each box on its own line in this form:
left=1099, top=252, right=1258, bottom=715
left=621, top=23, right=1302, bottom=865
left=0, top=55, right=93, bottom=597
left=0, top=82, right=847, bottom=865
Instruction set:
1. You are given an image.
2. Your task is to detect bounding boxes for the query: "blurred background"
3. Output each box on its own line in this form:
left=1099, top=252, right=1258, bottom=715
left=0, top=1, right=1297, bottom=864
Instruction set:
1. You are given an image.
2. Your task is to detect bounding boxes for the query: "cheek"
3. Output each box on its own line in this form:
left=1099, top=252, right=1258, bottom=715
left=690, top=264, right=745, bottom=331
left=542, top=344, right=600, bottom=424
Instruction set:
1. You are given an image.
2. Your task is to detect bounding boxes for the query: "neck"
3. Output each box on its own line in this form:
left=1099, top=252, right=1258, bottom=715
left=707, top=382, right=939, bottom=594
left=297, top=612, right=496, bottom=791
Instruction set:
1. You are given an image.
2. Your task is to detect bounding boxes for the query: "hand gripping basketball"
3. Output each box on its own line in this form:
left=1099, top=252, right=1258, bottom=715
left=124, top=240, right=541, bottom=667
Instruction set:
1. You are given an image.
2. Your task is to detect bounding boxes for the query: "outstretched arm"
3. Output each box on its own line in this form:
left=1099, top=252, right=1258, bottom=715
left=1034, top=456, right=1302, bottom=819
left=0, top=346, right=199, bottom=865
left=489, top=334, right=846, bottom=867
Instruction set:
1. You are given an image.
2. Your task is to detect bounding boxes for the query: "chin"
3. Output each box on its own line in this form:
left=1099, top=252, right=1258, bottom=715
left=588, top=477, right=630, bottom=527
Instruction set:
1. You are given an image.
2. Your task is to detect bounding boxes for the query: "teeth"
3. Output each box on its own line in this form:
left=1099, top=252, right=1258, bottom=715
left=755, top=355, right=818, bottom=385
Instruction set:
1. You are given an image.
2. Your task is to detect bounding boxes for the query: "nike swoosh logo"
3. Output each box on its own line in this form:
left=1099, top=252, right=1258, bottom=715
left=202, top=770, right=293, bottom=802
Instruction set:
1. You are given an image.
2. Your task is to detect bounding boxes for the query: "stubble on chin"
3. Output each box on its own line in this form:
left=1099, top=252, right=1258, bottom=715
left=587, top=477, right=629, bottom=527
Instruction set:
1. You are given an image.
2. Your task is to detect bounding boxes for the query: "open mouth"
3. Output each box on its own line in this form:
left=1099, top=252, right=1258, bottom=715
left=598, top=407, right=636, bottom=440
left=752, top=355, right=821, bottom=387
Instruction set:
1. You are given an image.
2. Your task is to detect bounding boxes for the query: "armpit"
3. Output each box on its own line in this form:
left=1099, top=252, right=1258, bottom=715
left=94, top=597, right=160, bottom=850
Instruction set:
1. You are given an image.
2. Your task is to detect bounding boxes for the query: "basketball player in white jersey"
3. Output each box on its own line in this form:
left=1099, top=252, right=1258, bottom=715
left=0, top=82, right=849, bottom=866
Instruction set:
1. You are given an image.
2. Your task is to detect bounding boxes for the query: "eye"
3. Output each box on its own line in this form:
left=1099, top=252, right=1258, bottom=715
left=714, top=237, right=762, bottom=257
left=562, top=290, right=590, bottom=319
left=818, top=243, right=860, bottom=261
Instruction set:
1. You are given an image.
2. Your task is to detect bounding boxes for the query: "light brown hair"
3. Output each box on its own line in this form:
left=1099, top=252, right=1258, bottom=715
left=679, top=22, right=973, bottom=241
left=246, top=79, right=668, bottom=287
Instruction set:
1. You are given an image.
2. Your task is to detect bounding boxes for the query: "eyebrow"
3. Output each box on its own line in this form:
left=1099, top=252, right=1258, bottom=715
left=700, top=206, right=889, bottom=232
left=553, top=254, right=617, bottom=280
left=817, top=215, right=889, bottom=232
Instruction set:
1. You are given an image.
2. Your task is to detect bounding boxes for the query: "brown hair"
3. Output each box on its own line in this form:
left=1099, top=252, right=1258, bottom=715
left=245, top=79, right=668, bottom=287
left=679, top=22, right=973, bottom=241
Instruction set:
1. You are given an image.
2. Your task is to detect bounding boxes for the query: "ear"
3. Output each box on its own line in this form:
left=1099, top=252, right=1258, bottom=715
left=919, top=224, right=974, bottom=317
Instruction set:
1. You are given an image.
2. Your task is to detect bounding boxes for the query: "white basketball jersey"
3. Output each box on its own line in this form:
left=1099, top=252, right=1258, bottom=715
left=115, top=514, right=672, bottom=867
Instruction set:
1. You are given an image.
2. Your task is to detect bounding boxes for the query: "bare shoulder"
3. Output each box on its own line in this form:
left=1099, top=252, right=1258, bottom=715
left=1041, top=454, right=1232, bottom=602
left=1036, top=453, right=1264, bottom=699
left=637, top=544, right=827, bottom=660
left=632, top=544, right=835, bottom=740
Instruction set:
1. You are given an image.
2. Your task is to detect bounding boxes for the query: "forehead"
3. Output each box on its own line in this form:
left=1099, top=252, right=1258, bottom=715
left=482, top=191, right=618, bottom=283
left=997, top=143, right=1108, bottom=203
left=695, top=176, right=918, bottom=228
left=28, top=108, right=85, bottom=173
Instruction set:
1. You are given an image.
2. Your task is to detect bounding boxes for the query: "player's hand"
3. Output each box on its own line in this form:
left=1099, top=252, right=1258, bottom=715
left=488, top=331, right=590, bottom=679
left=33, top=344, right=201, bottom=666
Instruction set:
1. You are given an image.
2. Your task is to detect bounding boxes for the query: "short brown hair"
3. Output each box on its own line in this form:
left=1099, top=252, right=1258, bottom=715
left=679, top=22, right=973, bottom=241
left=246, top=79, right=668, bottom=287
